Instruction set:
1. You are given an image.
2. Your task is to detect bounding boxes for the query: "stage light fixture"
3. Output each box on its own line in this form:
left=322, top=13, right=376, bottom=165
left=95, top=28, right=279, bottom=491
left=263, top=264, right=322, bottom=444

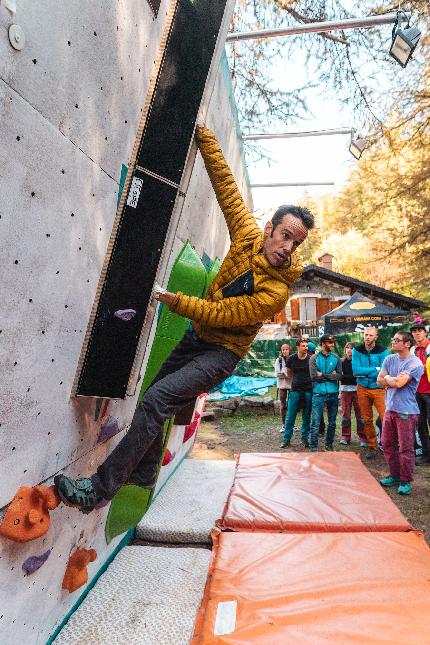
left=389, top=11, right=421, bottom=68
left=349, top=135, right=367, bottom=160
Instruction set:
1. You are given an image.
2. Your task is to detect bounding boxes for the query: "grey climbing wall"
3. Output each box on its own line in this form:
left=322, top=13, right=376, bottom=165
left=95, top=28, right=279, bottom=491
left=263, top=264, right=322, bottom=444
left=0, top=0, right=250, bottom=643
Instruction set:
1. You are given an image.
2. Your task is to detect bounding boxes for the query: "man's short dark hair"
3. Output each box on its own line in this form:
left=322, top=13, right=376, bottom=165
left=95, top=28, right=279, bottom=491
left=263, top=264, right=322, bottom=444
left=396, top=331, right=414, bottom=347
left=271, top=205, right=315, bottom=231
left=295, top=336, right=308, bottom=347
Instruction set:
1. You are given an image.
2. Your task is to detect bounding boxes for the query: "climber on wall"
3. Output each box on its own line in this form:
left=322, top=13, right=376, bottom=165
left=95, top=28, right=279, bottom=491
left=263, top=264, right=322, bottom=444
left=54, top=125, right=315, bottom=512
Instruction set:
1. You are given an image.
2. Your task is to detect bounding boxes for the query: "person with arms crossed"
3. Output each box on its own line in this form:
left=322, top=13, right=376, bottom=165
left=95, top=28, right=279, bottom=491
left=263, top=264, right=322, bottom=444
left=309, top=335, right=342, bottom=452
left=378, top=331, right=423, bottom=495
left=54, top=125, right=315, bottom=512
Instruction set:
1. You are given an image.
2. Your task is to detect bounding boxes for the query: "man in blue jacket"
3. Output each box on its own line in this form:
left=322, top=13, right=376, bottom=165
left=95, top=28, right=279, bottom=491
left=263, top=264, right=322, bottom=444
left=309, top=335, right=342, bottom=451
left=352, top=327, right=389, bottom=459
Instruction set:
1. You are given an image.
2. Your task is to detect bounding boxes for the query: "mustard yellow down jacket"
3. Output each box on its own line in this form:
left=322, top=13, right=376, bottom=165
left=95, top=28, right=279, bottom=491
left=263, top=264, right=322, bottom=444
left=170, top=127, right=303, bottom=358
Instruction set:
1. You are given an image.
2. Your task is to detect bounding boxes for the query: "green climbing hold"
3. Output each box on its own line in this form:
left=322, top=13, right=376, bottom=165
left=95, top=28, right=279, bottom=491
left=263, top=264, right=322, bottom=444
left=138, top=241, right=207, bottom=399
left=104, top=485, right=151, bottom=544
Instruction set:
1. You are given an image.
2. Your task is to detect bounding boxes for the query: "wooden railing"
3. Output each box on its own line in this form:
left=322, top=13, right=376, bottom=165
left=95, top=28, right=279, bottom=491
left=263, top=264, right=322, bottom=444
left=291, top=322, right=319, bottom=337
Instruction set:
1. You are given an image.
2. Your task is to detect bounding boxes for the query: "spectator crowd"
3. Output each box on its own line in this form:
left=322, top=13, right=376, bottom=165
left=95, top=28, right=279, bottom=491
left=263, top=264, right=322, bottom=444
left=275, top=322, right=430, bottom=495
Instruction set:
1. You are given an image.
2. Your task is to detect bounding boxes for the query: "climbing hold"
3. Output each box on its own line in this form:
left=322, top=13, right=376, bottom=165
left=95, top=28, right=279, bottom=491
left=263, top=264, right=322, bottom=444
left=113, top=308, right=136, bottom=321
left=162, top=449, right=176, bottom=466
left=62, top=548, right=97, bottom=593
left=0, top=485, right=60, bottom=542
left=97, top=418, right=120, bottom=444
left=22, top=549, right=51, bottom=575
left=183, top=412, right=201, bottom=443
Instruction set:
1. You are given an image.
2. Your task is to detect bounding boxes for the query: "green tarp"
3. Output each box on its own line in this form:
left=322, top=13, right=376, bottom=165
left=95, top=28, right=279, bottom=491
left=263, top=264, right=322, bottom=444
left=234, top=328, right=399, bottom=378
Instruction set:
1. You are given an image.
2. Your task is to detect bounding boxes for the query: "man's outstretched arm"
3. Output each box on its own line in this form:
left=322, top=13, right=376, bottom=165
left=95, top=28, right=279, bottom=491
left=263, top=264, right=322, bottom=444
left=195, top=126, right=258, bottom=241
left=156, top=286, right=288, bottom=328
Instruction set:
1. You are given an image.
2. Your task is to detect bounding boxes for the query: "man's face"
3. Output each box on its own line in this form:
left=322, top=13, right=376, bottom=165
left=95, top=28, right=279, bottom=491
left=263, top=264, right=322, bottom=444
left=322, top=340, right=334, bottom=353
left=364, top=328, right=377, bottom=347
left=297, top=341, right=308, bottom=353
left=262, top=214, right=308, bottom=267
left=391, top=334, right=408, bottom=353
left=411, top=328, right=427, bottom=345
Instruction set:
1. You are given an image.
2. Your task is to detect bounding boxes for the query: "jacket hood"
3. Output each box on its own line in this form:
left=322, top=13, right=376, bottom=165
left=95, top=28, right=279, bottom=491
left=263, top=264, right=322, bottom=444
left=252, top=237, right=303, bottom=286
left=355, top=342, right=387, bottom=355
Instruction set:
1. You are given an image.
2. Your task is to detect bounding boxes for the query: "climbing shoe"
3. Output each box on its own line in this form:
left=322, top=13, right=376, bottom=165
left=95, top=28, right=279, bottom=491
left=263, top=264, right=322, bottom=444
left=325, top=444, right=334, bottom=451
left=54, top=475, right=101, bottom=514
left=359, top=441, right=368, bottom=448
left=339, top=439, right=349, bottom=445
left=398, top=482, right=411, bottom=495
left=380, top=476, right=400, bottom=487
left=280, top=440, right=290, bottom=449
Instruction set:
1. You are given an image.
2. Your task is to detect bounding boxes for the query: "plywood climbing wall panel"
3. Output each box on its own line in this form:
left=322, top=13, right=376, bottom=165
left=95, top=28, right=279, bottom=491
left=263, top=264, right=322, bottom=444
left=0, top=0, right=169, bottom=182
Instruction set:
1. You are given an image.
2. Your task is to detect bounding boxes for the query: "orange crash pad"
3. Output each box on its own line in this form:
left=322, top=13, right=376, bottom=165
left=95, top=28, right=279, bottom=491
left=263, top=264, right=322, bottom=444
left=217, top=452, right=410, bottom=532
left=192, top=531, right=430, bottom=644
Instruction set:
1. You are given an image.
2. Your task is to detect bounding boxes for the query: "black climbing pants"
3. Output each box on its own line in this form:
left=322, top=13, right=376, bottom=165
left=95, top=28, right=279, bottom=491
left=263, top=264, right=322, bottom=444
left=93, top=330, right=239, bottom=499
left=416, top=392, right=430, bottom=460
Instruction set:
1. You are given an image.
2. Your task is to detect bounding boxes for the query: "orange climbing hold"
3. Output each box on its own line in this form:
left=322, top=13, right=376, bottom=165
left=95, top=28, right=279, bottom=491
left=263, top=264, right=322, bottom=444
left=0, top=485, right=60, bottom=542
left=62, top=548, right=97, bottom=593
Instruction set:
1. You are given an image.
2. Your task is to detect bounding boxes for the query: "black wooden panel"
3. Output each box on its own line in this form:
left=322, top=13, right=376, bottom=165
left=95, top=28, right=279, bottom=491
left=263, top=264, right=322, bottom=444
left=137, top=0, right=227, bottom=184
left=76, top=0, right=228, bottom=398
left=77, top=173, right=176, bottom=397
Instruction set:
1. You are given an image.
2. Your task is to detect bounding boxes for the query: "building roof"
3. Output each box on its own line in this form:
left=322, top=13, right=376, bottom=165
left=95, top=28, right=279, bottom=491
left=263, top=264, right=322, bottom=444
left=300, top=264, right=425, bottom=309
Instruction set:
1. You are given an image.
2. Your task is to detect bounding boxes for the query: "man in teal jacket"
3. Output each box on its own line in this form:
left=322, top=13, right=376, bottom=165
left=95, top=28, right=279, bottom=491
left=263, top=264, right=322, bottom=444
left=309, top=335, right=342, bottom=451
left=352, top=327, right=389, bottom=459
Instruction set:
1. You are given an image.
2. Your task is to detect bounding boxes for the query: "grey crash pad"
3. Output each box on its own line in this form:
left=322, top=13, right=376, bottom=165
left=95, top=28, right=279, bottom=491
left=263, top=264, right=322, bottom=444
left=136, top=458, right=236, bottom=544
left=53, top=545, right=211, bottom=645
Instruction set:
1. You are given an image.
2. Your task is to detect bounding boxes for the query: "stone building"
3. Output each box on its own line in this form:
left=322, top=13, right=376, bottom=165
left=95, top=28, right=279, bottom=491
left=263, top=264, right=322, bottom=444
left=273, top=254, right=425, bottom=334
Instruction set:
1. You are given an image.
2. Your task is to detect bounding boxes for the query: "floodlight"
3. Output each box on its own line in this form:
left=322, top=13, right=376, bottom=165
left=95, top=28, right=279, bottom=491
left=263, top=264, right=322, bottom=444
left=349, top=136, right=367, bottom=160
left=389, top=12, right=421, bottom=68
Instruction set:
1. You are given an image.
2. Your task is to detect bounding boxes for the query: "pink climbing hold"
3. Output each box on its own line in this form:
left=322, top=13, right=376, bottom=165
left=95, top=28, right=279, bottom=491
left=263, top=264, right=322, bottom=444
left=162, top=449, right=176, bottom=466
left=22, top=549, right=51, bottom=575
left=183, top=412, right=201, bottom=443
left=97, top=418, right=120, bottom=444
left=114, top=309, right=136, bottom=321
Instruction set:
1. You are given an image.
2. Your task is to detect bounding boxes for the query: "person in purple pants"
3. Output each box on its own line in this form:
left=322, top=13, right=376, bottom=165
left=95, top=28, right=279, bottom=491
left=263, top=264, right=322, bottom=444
left=377, top=331, right=423, bottom=495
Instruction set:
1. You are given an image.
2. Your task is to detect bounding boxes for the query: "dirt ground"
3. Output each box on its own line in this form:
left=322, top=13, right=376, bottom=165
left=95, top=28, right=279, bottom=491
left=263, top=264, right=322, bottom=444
left=189, top=407, right=430, bottom=543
